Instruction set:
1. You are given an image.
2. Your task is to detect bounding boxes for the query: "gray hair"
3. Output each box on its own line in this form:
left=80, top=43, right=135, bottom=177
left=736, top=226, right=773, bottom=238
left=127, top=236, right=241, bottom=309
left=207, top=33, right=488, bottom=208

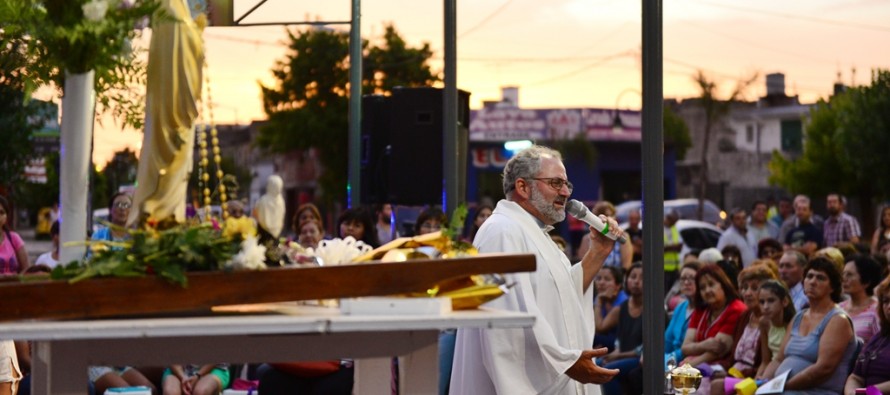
left=783, top=250, right=808, bottom=268
left=502, top=145, right=562, bottom=198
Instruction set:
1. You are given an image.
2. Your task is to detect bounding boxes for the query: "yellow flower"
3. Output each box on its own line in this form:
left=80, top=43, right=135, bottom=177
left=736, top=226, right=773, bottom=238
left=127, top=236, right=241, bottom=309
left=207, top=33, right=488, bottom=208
left=223, top=216, right=257, bottom=239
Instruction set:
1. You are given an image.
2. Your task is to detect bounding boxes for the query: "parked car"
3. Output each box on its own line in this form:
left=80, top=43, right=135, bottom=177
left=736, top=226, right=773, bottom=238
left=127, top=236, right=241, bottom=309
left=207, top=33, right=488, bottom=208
left=619, top=219, right=723, bottom=260
left=615, top=198, right=726, bottom=225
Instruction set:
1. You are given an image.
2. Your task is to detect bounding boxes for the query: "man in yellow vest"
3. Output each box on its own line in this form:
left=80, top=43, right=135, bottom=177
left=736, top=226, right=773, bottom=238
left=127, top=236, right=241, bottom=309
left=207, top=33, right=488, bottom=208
left=663, top=209, right=683, bottom=294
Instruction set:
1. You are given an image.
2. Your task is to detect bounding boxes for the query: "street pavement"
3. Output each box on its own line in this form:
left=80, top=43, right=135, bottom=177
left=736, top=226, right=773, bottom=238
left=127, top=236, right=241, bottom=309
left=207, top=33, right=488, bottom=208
left=17, top=226, right=53, bottom=265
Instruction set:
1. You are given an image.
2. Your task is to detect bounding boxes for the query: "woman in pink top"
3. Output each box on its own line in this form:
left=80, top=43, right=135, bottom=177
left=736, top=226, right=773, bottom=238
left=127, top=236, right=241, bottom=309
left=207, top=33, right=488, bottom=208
left=841, top=255, right=883, bottom=343
left=0, top=195, right=29, bottom=275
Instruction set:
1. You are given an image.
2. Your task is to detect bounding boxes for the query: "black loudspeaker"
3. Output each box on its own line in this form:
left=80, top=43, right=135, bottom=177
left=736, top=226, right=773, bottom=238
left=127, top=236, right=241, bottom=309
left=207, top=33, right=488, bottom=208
left=360, top=88, right=470, bottom=205
left=387, top=87, right=470, bottom=205
left=360, top=94, right=391, bottom=204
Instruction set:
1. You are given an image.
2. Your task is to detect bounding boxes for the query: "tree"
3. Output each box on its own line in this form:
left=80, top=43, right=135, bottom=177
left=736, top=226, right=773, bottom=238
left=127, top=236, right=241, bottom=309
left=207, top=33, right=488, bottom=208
left=693, top=71, right=756, bottom=220
left=664, top=105, right=692, bottom=161
left=770, top=69, right=890, bottom=232
left=102, top=148, right=139, bottom=194
left=363, top=25, right=437, bottom=93
left=257, top=24, right=438, bottom=205
left=0, top=36, right=44, bottom=205
left=0, top=0, right=159, bottom=130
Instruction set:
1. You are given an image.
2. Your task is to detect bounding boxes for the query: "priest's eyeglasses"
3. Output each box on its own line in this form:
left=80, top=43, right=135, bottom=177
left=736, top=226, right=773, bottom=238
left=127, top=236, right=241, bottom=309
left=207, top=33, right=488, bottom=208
left=531, top=178, right=574, bottom=193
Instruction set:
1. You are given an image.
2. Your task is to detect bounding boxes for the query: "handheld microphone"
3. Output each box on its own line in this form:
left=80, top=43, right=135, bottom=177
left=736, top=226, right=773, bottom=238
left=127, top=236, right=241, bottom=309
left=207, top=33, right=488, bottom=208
left=566, top=199, right=627, bottom=244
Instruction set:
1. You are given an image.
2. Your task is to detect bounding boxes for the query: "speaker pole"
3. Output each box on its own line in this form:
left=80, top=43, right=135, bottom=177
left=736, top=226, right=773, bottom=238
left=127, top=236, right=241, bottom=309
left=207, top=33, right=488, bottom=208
left=347, top=0, right=362, bottom=208
left=443, top=0, right=460, bottom=214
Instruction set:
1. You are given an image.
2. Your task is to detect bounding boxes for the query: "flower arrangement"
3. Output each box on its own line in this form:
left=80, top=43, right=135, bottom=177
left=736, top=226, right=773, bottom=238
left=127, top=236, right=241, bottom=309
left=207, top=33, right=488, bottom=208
left=52, top=219, right=244, bottom=287
left=0, top=0, right=162, bottom=128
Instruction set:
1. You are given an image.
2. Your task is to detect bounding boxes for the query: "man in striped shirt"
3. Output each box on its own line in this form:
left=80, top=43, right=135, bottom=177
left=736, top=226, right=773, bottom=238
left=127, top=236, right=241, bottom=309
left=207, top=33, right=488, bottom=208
left=823, top=193, right=861, bottom=247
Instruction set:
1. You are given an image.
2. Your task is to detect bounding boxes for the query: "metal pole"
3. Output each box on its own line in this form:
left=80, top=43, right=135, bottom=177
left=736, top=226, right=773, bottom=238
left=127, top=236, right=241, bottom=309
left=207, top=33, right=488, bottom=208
left=642, top=0, right=665, bottom=393
left=347, top=0, right=362, bottom=208
left=443, top=0, right=458, bottom=214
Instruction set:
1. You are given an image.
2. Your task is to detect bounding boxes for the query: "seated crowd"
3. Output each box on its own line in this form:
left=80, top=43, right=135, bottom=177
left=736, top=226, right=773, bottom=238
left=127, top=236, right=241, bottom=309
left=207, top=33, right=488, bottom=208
left=6, top=190, right=890, bottom=395
left=594, top=193, right=890, bottom=395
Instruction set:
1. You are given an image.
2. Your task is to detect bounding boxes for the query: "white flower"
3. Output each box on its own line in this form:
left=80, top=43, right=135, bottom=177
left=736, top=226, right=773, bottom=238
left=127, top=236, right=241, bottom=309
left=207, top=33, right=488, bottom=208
left=82, top=0, right=109, bottom=22
left=312, top=236, right=373, bottom=265
left=226, top=236, right=267, bottom=271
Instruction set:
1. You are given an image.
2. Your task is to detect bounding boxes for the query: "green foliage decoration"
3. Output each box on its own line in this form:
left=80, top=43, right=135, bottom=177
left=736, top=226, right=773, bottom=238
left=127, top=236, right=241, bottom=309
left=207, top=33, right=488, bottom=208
left=0, top=0, right=161, bottom=129
left=51, top=222, right=242, bottom=287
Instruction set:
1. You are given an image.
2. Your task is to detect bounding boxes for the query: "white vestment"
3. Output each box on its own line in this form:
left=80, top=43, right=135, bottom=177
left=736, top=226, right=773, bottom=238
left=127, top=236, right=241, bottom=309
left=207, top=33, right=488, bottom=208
left=450, top=200, right=600, bottom=395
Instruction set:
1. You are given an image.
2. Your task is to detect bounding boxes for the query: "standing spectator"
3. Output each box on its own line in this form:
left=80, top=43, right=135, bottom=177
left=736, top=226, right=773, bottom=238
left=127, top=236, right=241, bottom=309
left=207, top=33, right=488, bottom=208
left=871, top=206, right=890, bottom=256
left=779, top=251, right=809, bottom=312
left=779, top=195, right=824, bottom=245
left=749, top=200, right=779, bottom=243
left=0, top=195, right=30, bottom=274
left=770, top=196, right=793, bottom=230
left=763, top=258, right=856, bottom=394
left=718, top=207, right=756, bottom=267
left=840, top=255, right=882, bottom=343
left=844, top=275, right=890, bottom=394
left=784, top=197, right=823, bottom=256
left=375, top=203, right=396, bottom=244
left=823, top=193, right=862, bottom=247
left=34, top=221, right=60, bottom=269
left=624, top=209, right=643, bottom=262
left=664, top=209, right=684, bottom=292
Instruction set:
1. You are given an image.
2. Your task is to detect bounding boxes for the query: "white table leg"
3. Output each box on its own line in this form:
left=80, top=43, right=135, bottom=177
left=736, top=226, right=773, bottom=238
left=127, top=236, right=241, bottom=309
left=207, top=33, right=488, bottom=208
left=31, top=341, right=89, bottom=395
left=354, top=357, right=393, bottom=395
left=399, top=340, right=438, bottom=395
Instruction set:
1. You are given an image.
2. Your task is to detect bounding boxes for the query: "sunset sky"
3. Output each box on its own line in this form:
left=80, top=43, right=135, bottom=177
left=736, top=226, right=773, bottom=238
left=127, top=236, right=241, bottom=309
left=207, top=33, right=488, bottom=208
left=89, top=0, right=890, bottom=167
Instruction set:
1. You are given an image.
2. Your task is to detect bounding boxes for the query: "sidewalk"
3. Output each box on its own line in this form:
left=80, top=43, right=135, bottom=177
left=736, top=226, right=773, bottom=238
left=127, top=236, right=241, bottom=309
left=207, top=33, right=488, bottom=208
left=16, top=226, right=53, bottom=265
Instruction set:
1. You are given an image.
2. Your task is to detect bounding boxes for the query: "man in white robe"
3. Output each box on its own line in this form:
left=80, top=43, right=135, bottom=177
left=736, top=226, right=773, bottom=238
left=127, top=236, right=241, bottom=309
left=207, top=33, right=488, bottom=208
left=450, top=145, right=621, bottom=395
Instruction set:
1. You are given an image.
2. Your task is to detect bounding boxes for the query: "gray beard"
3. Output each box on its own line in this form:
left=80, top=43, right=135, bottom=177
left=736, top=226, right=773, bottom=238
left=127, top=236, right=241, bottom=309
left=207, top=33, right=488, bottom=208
left=530, top=184, right=565, bottom=224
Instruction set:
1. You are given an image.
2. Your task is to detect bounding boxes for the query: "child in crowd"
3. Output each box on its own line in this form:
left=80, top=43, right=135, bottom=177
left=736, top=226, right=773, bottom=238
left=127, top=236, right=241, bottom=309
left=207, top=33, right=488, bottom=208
left=755, top=280, right=795, bottom=380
